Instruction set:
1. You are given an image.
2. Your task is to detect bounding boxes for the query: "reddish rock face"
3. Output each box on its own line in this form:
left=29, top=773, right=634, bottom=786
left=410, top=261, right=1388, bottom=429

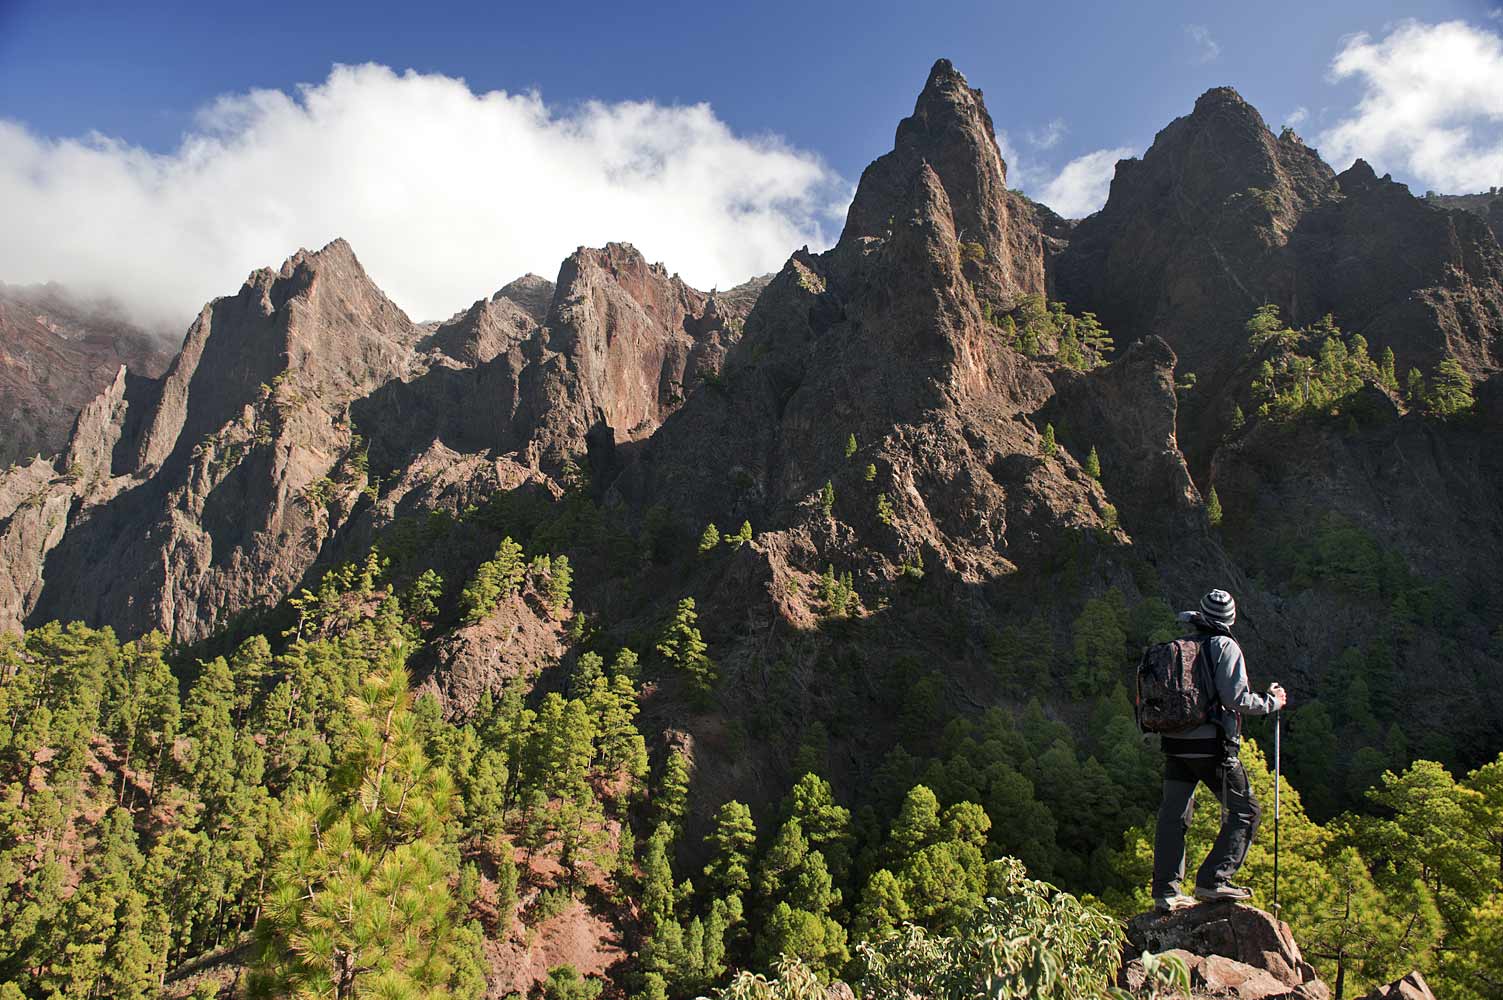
left=0, top=239, right=426, bottom=641
left=1124, top=902, right=1330, bottom=1000
left=0, top=284, right=173, bottom=467
left=1358, top=971, right=1437, bottom=1000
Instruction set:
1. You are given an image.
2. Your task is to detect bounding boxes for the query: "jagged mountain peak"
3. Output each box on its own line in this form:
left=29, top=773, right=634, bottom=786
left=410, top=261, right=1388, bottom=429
left=495, top=272, right=555, bottom=322
left=1191, top=83, right=1257, bottom=115
left=840, top=59, right=1043, bottom=303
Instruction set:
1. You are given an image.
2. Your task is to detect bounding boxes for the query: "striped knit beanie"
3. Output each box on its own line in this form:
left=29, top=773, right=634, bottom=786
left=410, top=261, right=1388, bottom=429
left=1200, top=589, right=1236, bottom=627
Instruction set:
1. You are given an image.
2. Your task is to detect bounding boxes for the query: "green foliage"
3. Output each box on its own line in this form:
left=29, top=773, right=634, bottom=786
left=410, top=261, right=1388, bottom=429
left=729, top=521, right=754, bottom=548
left=864, top=463, right=877, bottom=482
left=818, top=565, right=859, bottom=618
left=1245, top=307, right=1388, bottom=422
left=855, top=859, right=1131, bottom=1000
left=460, top=536, right=526, bottom=623
left=997, top=295, right=1112, bottom=368
left=1379, top=346, right=1398, bottom=392
left=656, top=598, right=718, bottom=702
left=656, top=751, right=692, bottom=830
left=844, top=433, right=858, bottom=459
left=820, top=481, right=835, bottom=517
left=700, top=523, right=721, bottom=553
left=1406, top=367, right=1426, bottom=406
left=876, top=492, right=894, bottom=526
left=541, top=964, right=604, bottom=1000
left=1040, top=423, right=1057, bottom=458
left=704, top=801, right=758, bottom=898
left=545, top=554, right=573, bottom=615
left=1206, top=486, right=1223, bottom=527
left=1085, top=445, right=1101, bottom=480
left=248, top=660, right=483, bottom=999
left=1427, top=357, right=1474, bottom=418
left=1069, top=590, right=1128, bottom=698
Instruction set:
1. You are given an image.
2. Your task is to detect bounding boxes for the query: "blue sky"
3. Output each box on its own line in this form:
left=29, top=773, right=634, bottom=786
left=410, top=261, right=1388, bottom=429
left=3, top=0, right=1502, bottom=328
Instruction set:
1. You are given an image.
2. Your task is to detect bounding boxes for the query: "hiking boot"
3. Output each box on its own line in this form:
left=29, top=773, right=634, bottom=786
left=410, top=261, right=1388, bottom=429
left=1194, top=883, right=1253, bottom=902
left=1153, top=893, right=1197, bottom=912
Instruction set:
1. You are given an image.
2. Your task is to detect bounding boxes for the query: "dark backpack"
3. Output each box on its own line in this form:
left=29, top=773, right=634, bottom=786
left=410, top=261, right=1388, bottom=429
left=1135, top=636, right=1215, bottom=734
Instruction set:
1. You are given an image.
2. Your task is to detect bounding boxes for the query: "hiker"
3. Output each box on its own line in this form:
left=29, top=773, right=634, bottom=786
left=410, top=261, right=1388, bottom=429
left=1151, top=589, right=1286, bottom=911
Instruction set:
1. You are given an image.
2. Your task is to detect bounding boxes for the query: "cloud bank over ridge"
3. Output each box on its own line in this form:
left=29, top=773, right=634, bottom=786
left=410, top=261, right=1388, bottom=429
left=0, top=64, right=848, bottom=331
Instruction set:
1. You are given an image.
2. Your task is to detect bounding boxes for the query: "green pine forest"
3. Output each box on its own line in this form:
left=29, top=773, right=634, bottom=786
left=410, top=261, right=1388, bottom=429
left=2, top=308, right=1500, bottom=1000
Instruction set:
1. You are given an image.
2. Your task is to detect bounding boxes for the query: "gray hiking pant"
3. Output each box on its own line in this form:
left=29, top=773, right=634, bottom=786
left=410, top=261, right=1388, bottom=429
left=1151, top=753, right=1262, bottom=897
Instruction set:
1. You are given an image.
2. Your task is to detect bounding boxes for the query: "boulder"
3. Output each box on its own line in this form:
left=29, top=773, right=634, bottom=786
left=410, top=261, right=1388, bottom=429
left=1122, top=902, right=1328, bottom=1000
left=1358, top=972, right=1437, bottom=1000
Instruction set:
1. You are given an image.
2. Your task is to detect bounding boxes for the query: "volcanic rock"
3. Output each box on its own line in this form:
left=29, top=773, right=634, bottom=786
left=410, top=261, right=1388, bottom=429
left=0, top=283, right=173, bottom=467
left=1123, top=902, right=1329, bottom=1000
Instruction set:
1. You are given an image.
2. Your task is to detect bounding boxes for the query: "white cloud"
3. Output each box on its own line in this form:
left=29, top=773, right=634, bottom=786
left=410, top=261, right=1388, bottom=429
left=1186, top=25, right=1222, bottom=64
left=1285, top=106, right=1310, bottom=127
left=1318, top=20, right=1503, bottom=193
left=1033, top=147, right=1136, bottom=218
left=0, top=64, right=847, bottom=331
left=998, top=129, right=1134, bottom=219
left=1026, top=118, right=1067, bottom=149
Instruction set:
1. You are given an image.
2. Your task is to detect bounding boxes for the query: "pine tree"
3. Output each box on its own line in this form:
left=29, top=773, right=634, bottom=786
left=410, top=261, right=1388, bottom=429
left=854, top=867, right=909, bottom=941
left=820, top=481, right=835, bottom=517
left=783, top=774, right=852, bottom=882
left=844, top=433, right=858, bottom=459
left=699, top=523, right=720, bottom=553
left=639, top=823, right=678, bottom=928
left=864, top=463, right=877, bottom=482
left=1085, top=446, right=1101, bottom=480
left=1428, top=357, right=1474, bottom=417
left=248, top=661, right=482, bottom=999
left=1379, top=346, right=1398, bottom=392
left=703, top=800, right=758, bottom=898
left=47, top=807, right=154, bottom=999
left=656, top=751, right=691, bottom=829
left=1078, top=311, right=1114, bottom=368
left=1405, top=368, right=1426, bottom=407
left=753, top=818, right=848, bottom=975
left=460, top=536, right=526, bottom=623
left=1041, top=423, right=1057, bottom=458
left=1207, top=486, right=1224, bottom=527
left=1230, top=404, right=1246, bottom=431
left=610, top=647, right=640, bottom=683
left=729, top=520, right=753, bottom=548
left=655, top=599, right=717, bottom=701
left=546, top=554, right=573, bottom=615
left=876, top=492, right=894, bottom=526
left=403, top=568, right=444, bottom=623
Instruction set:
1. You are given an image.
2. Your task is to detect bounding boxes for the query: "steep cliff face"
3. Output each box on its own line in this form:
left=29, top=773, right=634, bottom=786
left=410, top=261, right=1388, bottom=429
left=0, top=284, right=173, bottom=467
left=841, top=58, right=1050, bottom=304
left=0, top=240, right=425, bottom=640
left=1053, top=88, right=1503, bottom=460
left=0, top=236, right=754, bottom=642
left=612, top=62, right=1111, bottom=606
left=351, top=241, right=754, bottom=528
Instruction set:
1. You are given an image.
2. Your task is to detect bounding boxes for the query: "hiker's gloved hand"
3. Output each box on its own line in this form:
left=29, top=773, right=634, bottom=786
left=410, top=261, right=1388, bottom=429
left=1267, top=683, right=1287, bottom=710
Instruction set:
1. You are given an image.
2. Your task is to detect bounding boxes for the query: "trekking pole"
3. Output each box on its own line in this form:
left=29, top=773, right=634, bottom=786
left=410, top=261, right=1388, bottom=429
left=1273, top=708, right=1281, bottom=915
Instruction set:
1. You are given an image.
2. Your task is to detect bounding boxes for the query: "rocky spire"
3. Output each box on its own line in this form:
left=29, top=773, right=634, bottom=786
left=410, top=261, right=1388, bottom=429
left=839, top=59, right=1040, bottom=301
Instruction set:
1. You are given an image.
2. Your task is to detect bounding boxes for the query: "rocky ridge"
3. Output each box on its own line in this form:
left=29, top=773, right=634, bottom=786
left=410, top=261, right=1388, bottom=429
left=0, top=283, right=174, bottom=467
